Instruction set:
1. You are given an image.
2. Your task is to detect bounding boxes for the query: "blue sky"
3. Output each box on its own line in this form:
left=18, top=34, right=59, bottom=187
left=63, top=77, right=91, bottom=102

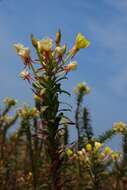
left=0, top=0, right=127, bottom=148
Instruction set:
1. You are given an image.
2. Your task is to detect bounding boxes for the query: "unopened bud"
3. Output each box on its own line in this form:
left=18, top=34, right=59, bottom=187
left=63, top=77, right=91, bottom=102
left=55, top=30, right=61, bottom=46
left=31, top=34, right=38, bottom=48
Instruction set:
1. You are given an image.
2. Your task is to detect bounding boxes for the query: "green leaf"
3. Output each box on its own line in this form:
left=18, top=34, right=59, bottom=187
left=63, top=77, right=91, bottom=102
left=59, top=90, right=71, bottom=96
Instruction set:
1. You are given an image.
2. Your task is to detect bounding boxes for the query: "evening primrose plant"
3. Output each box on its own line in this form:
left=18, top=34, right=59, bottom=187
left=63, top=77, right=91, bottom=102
left=14, top=31, right=90, bottom=190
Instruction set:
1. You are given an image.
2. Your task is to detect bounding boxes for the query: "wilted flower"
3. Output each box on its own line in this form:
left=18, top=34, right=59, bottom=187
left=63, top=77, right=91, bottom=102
left=77, top=151, right=85, bottom=161
left=94, top=141, right=102, bottom=150
left=37, top=38, right=53, bottom=52
left=74, top=82, right=91, bottom=95
left=77, top=150, right=83, bottom=156
left=81, top=148, right=86, bottom=154
left=14, top=43, right=24, bottom=53
left=20, top=70, right=32, bottom=82
left=1, top=115, right=12, bottom=124
left=14, top=43, right=31, bottom=66
left=64, top=61, right=77, bottom=72
left=30, top=107, right=40, bottom=117
left=3, top=97, right=17, bottom=106
left=18, top=106, right=39, bottom=119
left=55, top=44, right=66, bottom=56
left=113, top=121, right=127, bottom=133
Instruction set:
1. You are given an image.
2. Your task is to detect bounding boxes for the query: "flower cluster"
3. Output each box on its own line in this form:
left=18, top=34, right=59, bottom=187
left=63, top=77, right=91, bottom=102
left=0, top=115, right=13, bottom=125
left=112, top=121, right=127, bottom=133
left=67, top=141, right=121, bottom=163
left=14, top=31, right=90, bottom=87
left=74, top=82, right=91, bottom=95
left=3, top=97, right=17, bottom=106
left=18, top=106, right=39, bottom=119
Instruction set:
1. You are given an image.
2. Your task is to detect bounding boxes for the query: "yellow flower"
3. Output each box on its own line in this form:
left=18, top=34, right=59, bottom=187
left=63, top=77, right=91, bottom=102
left=1, top=115, right=12, bottom=124
left=75, top=33, right=90, bottom=49
left=64, top=61, right=77, bottom=72
left=94, top=142, right=102, bottom=150
left=28, top=172, right=32, bottom=177
left=37, top=38, right=53, bottom=52
left=104, top=147, right=112, bottom=155
left=74, top=82, right=91, bottom=95
left=18, top=106, right=39, bottom=119
left=67, top=148, right=73, bottom=157
left=69, top=33, right=90, bottom=57
left=85, top=143, right=92, bottom=152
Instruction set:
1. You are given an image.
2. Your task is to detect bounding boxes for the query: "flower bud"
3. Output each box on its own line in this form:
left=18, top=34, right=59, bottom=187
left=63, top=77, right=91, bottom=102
left=94, top=142, right=102, bottom=150
left=113, top=121, right=127, bottom=133
left=30, top=107, right=39, bottom=117
left=74, top=82, right=91, bottom=95
left=3, top=97, right=17, bottom=106
left=55, top=30, right=61, bottom=46
left=64, top=61, right=77, bottom=72
left=31, top=34, right=38, bottom=48
left=67, top=148, right=73, bottom=157
left=85, top=143, right=92, bottom=152
left=34, top=94, right=42, bottom=102
left=104, top=147, right=112, bottom=155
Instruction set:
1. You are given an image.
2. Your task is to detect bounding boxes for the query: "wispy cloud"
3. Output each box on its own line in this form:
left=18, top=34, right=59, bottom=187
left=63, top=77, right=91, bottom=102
left=108, top=65, right=127, bottom=98
left=88, top=15, right=127, bottom=64
left=103, top=0, right=127, bottom=10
